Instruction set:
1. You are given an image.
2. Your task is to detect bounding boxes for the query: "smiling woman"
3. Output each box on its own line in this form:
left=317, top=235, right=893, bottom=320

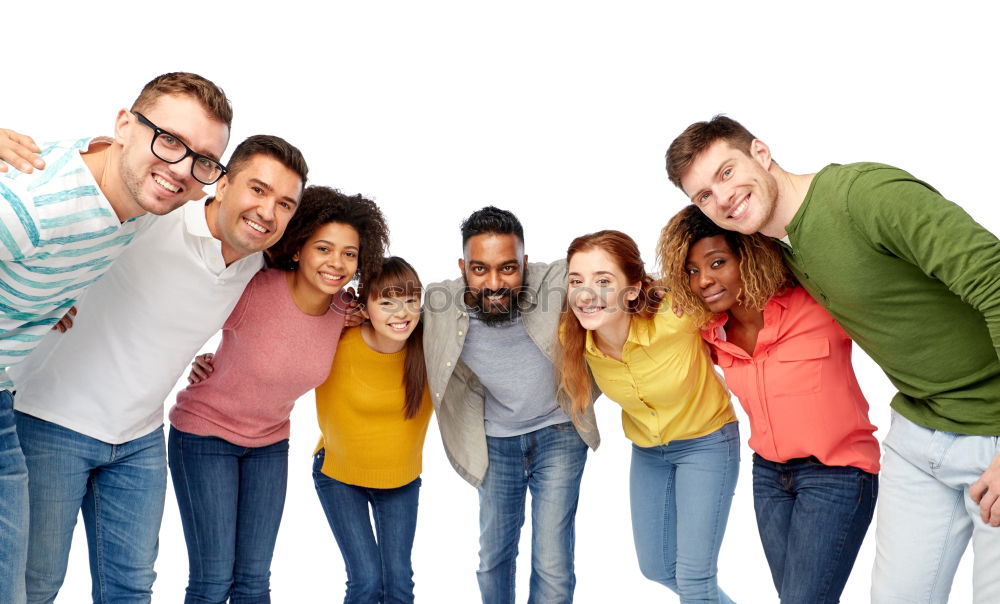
left=165, top=186, right=390, bottom=603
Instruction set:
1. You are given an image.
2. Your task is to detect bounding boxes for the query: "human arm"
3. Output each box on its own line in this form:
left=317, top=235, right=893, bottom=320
left=187, top=353, right=215, bottom=384
left=849, top=167, right=1000, bottom=359
left=0, top=128, right=46, bottom=173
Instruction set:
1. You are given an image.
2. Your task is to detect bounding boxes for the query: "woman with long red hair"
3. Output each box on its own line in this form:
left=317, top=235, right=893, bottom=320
left=558, top=230, right=739, bottom=603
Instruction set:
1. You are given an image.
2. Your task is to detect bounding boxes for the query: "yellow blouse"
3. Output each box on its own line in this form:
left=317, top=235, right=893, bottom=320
left=583, top=303, right=735, bottom=447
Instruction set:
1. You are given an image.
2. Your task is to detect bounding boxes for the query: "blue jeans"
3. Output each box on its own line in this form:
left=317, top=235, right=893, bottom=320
left=312, top=449, right=421, bottom=604
left=630, top=422, right=739, bottom=604
left=1, top=390, right=28, bottom=604
left=477, top=422, right=588, bottom=604
left=872, top=411, right=1000, bottom=604
left=752, top=454, right=877, bottom=603
left=15, top=411, right=166, bottom=604
left=168, top=427, right=288, bottom=604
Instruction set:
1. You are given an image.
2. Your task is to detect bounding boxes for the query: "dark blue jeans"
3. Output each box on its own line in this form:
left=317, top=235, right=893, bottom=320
left=312, top=449, right=421, bottom=604
left=477, top=422, right=588, bottom=604
left=752, top=454, right=878, bottom=604
left=168, top=427, right=289, bottom=604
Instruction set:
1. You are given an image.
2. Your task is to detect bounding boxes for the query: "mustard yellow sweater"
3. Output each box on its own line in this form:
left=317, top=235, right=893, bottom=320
left=313, top=327, right=433, bottom=488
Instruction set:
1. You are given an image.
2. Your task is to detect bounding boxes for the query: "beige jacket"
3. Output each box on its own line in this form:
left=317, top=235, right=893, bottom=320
left=422, top=260, right=600, bottom=487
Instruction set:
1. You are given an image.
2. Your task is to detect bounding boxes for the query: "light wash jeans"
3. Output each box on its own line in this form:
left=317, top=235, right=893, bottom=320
left=630, top=422, right=739, bottom=604
left=0, top=390, right=28, bottom=604
left=477, top=422, right=588, bottom=604
left=15, top=412, right=166, bottom=604
left=872, top=411, right=1000, bottom=604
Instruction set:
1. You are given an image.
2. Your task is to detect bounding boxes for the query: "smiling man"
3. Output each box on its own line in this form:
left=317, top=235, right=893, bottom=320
left=0, top=72, right=231, bottom=604
left=665, top=115, right=1000, bottom=603
left=0, top=132, right=306, bottom=603
left=423, top=206, right=600, bottom=604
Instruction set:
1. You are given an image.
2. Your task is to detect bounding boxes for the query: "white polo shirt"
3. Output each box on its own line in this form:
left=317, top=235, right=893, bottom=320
left=10, top=200, right=263, bottom=443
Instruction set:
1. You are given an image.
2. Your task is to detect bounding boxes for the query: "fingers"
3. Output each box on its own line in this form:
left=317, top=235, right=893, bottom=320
left=187, top=353, right=215, bottom=384
left=0, top=128, right=46, bottom=173
left=970, top=471, right=1000, bottom=526
left=50, top=306, right=77, bottom=332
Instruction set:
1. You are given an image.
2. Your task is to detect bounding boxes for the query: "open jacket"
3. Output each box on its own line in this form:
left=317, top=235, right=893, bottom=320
left=423, top=259, right=601, bottom=487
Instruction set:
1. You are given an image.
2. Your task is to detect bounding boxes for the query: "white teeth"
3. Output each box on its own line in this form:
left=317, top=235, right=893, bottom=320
left=153, top=175, right=180, bottom=193
left=244, top=218, right=267, bottom=233
left=579, top=307, right=601, bottom=314
left=320, top=272, right=342, bottom=281
left=388, top=322, right=409, bottom=330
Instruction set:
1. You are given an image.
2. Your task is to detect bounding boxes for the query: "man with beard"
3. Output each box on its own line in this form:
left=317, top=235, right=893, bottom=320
left=665, top=115, right=1000, bottom=603
left=0, top=72, right=231, bottom=604
left=423, top=206, right=600, bottom=604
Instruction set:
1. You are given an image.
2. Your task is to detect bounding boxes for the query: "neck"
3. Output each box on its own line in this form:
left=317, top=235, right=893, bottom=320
left=761, top=164, right=816, bottom=238
left=727, top=302, right=763, bottom=331
left=285, top=270, right=334, bottom=316
left=360, top=322, right=407, bottom=354
left=593, top=312, right=632, bottom=361
left=82, top=143, right=140, bottom=223
left=204, top=201, right=241, bottom=267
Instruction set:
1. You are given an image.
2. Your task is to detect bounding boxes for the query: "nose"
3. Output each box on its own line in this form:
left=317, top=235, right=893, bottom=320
left=256, top=197, right=277, bottom=223
left=166, top=155, right=195, bottom=182
left=698, top=270, right=716, bottom=290
left=485, top=272, right=502, bottom=292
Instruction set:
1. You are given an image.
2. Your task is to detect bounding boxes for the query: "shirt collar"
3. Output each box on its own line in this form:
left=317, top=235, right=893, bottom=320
left=183, top=200, right=215, bottom=239
left=583, top=314, right=649, bottom=358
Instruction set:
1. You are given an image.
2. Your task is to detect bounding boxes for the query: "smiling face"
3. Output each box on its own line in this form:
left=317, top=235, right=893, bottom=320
left=209, top=153, right=304, bottom=265
left=567, top=247, right=639, bottom=335
left=680, top=139, right=781, bottom=236
left=365, top=292, right=422, bottom=352
left=116, top=94, right=230, bottom=217
left=685, top=234, right=744, bottom=313
left=291, top=221, right=360, bottom=301
left=459, top=233, right=526, bottom=324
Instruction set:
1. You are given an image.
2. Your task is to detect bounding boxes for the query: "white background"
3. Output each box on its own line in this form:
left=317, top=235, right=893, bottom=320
left=6, top=1, right=998, bottom=602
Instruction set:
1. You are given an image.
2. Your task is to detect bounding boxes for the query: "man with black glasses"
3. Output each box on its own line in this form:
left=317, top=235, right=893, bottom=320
left=0, top=72, right=232, bottom=604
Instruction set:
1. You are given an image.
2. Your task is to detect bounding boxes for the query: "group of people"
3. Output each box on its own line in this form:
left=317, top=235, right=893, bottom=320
left=0, top=71, right=997, bottom=604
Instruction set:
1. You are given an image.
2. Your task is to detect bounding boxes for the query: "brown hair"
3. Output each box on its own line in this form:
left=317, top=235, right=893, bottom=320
left=557, top=230, right=664, bottom=417
left=226, top=135, right=308, bottom=186
left=657, top=205, right=794, bottom=328
left=130, top=72, right=233, bottom=129
left=665, top=115, right=756, bottom=189
left=360, top=257, right=427, bottom=420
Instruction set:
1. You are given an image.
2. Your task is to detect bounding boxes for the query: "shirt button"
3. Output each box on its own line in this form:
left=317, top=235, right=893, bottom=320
left=803, top=273, right=810, bottom=279
left=436, top=393, right=441, bottom=398
left=446, top=361, right=452, bottom=367
left=458, top=331, right=463, bottom=336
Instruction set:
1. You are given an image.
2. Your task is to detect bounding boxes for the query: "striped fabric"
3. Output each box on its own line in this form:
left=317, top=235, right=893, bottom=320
left=0, top=138, right=145, bottom=387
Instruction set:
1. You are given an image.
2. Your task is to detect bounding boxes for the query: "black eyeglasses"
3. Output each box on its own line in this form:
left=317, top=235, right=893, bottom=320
left=133, top=112, right=227, bottom=185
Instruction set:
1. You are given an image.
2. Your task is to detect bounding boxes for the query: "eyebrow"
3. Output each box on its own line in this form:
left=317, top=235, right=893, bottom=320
left=314, top=240, right=359, bottom=250
left=468, top=258, right=519, bottom=267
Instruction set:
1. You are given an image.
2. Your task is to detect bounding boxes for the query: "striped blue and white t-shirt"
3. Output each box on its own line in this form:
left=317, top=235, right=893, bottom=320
left=0, top=137, right=146, bottom=388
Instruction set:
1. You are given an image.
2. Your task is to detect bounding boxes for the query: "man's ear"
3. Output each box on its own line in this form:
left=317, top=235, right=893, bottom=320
left=458, top=258, right=466, bottom=275
left=750, top=138, right=773, bottom=170
left=113, top=109, right=131, bottom=145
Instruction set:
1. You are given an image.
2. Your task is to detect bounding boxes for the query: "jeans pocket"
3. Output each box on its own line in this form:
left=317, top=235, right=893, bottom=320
left=312, top=448, right=325, bottom=474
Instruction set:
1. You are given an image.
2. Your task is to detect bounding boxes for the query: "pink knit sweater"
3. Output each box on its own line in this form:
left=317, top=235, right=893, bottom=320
left=170, top=269, right=346, bottom=447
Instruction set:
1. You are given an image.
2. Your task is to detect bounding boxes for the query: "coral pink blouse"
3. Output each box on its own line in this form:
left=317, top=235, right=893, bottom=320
left=701, top=286, right=880, bottom=473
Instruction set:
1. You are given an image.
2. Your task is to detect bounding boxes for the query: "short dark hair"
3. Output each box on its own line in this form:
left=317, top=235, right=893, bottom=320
left=460, top=206, right=524, bottom=249
left=666, top=115, right=757, bottom=189
left=131, top=72, right=233, bottom=129
left=226, top=135, right=309, bottom=186
left=268, top=186, right=390, bottom=287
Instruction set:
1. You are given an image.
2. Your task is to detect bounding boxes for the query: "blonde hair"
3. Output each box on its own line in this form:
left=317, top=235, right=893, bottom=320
left=657, top=206, right=793, bottom=328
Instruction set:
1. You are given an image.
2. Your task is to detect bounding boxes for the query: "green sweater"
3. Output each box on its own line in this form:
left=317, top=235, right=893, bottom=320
left=780, top=162, right=1000, bottom=436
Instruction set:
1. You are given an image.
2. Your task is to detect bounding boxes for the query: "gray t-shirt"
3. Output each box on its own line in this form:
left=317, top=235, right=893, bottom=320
left=460, top=312, right=570, bottom=437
